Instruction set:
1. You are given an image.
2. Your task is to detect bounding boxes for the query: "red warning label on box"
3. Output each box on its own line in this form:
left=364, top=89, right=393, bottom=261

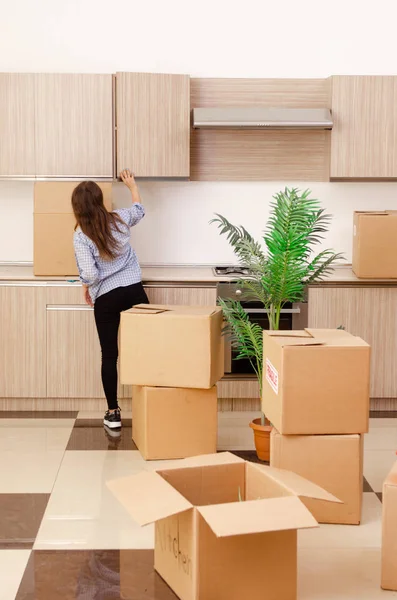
left=266, top=358, right=279, bottom=394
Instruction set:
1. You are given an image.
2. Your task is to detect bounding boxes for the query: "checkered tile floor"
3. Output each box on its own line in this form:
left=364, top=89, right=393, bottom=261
left=0, top=411, right=396, bottom=599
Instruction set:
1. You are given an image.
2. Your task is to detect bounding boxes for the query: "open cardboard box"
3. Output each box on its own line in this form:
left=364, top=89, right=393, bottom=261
left=120, top=304, right=224, bottom=389
left=262, top=328, right=370, bottom=435
left=381, top=460, right=397, bottom=591
left=108, top=452, right=340, bottom=600
left=353, top=210, right=397, bottom=279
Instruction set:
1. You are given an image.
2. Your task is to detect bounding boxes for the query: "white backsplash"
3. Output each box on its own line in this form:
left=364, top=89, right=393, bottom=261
left=1, top=179, right=397, bottom=265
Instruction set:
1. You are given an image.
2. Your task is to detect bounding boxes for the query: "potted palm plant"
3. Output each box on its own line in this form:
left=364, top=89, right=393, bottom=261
left=212, top=187, right=343, bottom=461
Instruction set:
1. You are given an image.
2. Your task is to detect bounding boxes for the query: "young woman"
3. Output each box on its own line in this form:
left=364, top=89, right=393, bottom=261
left=72, top=169, right=148, bottom=429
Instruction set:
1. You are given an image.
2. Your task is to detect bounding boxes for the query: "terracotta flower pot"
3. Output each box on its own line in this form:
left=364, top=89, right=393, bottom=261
left=250, top=418, right=272, bottom=462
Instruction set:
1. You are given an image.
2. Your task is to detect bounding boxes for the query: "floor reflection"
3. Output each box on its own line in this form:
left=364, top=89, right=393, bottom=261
left=16, top=550, right=177, bottom=599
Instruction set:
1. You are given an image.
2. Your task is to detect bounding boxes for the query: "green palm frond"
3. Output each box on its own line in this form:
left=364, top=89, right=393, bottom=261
left=212, top=187, right=344, bottom=385
left=210, top=214, right=265, bottom=263
left=219, top=298, right=263, bottom=389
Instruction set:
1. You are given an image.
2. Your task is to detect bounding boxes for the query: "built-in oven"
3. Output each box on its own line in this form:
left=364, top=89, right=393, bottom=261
left=217, top=280, right=308, bottom=376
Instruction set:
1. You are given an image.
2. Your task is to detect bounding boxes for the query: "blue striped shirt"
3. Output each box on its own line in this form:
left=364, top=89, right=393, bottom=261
left=73, top=205, right=145, bottom=303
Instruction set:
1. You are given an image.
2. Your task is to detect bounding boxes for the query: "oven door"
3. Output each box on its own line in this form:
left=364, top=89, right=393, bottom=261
left=224, top=302, right=306, bottom=375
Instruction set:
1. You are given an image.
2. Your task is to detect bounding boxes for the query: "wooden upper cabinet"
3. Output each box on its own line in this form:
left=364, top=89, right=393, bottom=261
left=0, top=73, right=36, bottom=176
left=35, top=74, right=114, bottom=178
left=116, top=72, right=190, bottom=177
left=330, top=76, right=397, bottom=178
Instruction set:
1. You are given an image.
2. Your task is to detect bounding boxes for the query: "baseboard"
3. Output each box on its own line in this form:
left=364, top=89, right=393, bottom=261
left=0, top=397, right=395, bottom=413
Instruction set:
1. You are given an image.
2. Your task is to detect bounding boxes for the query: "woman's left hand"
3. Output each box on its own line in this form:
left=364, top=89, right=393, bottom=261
left=83, top=285, right=93, bottom=307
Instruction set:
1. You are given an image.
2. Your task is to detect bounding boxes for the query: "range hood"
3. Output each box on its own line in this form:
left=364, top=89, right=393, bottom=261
left=192, top=107, right=333, bottom=130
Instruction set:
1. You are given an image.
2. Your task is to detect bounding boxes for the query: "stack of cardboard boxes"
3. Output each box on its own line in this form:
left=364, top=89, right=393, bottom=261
left=120, top=304, right=225, bottom=460
left=262, top=328, right=371, bottom=525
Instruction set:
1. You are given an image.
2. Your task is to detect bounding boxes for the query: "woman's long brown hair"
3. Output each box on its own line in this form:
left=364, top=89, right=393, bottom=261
left=72, top=181, right=124, bottom=260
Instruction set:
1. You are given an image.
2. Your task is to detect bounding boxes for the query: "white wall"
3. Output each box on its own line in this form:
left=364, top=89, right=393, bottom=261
left=1, top=0, right=397, bottom=265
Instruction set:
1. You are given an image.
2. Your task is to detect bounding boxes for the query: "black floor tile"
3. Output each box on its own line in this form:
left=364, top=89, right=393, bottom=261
left=363, top=477, right=374, bottom=493
left=0, top=494, right=49, bottom=549
left=66, top=423, right=137, bottom=451
left=16, top=550, right=177, bottom=599
left=230, top=450, right=269, bottom=465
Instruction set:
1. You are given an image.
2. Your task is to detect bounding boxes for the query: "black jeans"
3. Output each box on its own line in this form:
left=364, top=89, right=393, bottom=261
left=94, top=282, right=149, bottom=410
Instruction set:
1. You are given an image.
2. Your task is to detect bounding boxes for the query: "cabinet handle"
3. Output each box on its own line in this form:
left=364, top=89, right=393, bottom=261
left=243, top=308, right=301, bottom=314
left=46, top=305, right=93, bottom=311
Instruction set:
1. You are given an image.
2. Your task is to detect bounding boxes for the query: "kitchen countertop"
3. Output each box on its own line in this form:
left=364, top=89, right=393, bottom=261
left=0, top=264, right=396, bottom=285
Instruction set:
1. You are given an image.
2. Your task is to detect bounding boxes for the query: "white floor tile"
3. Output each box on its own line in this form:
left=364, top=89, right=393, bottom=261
left=217, top=411, right=260, bottom=450
left=0, top=451, right=66, bottom=493
left=298, top=548, right=397, bottom=599
left=35, top=451, right=154, bottom=550
left=364, top=449, right=397, bottom=492
left=365, top=426, right=397, bottom=450
left=0, top=419, right=74, bottom=493
left=0, top=419, right=75, bottom=452
left=299, top=493, right=382, bottom=550
left=369, top=418, right=397, bottom=429
left=0, top=550, right=31, bottom=600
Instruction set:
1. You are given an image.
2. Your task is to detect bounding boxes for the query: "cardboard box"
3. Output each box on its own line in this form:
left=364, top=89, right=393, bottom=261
left=34, top=181, right=113, bottom=276
left=120, top=305, right=224, bottom=389
left=108, top=452, right=339, bottom=600
left=271, top=430, right=363, bottom=524
left=132, top=386, right=218, bottom=460
left=381, top=460, right=397, bottom=591
left=262, top=328, right=370, bottom=435
left=353, top=211, right=397, bottom=279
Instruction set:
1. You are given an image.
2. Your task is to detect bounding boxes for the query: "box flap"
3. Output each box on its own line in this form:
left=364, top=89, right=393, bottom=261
left=384, top=461, right=397, bottom=488
left=155, top=452, right=245, bottom=472
left=198, top=496, right=318, bottom=537
left=249, top=464, right=341, bottom=504
left=305, top=328, right=369, bottom=348
left=107, top=471, right=192, bottom=526
left=125, top=307, right=168, bottom=315
left=264, top=330, right=324, bottom=348
left=130, top=304, right=221, bottom=317
left=355, top=211, right=388, bottom=216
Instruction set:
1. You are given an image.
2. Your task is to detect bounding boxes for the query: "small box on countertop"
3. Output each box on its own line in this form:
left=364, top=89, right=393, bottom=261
left=262, top=328, right=370, bottom=435
left=132, top=385, right=218, bottom=460
left=120, top=304, right=224, bottom=389
left=108, top=452, right=340, bottom=600
left=353, top=210, right=397, bottom=279
left=381, top=460, right=397, bottom=591
left=34, top=181, right=113, bottom=276
left=271, top=429, right=363, bottom=525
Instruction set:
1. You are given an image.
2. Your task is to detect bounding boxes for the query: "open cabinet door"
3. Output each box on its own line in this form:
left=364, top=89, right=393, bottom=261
left=116, top=72, right=190, bottom=178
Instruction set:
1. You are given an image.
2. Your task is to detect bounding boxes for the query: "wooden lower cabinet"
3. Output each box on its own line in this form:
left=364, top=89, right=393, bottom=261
left=46, top=305, right=105, bottom=399
left=0, top=285, right=46, bottom=398
left=308, top=286, right=397, bottom=398
left=0, top=283, right=219, bottom=401
left=144, top=285, right=218, bottom=306
left=46, top=286, right=125, bottom=399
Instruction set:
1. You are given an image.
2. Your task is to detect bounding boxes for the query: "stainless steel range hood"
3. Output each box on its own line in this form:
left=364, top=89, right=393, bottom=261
left=192, top=107, right=333, bottom=130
